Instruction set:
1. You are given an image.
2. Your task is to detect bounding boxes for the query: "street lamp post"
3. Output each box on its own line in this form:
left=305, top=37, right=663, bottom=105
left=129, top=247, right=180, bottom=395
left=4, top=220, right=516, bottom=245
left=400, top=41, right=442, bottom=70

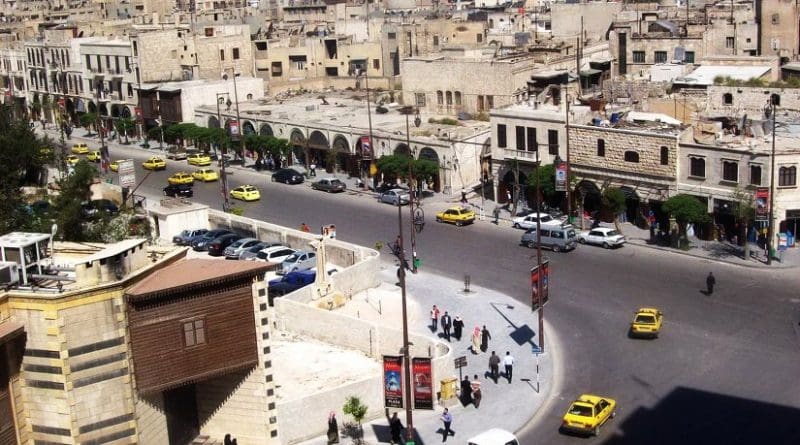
left=565, top=90, right=572, bottom=225
left=216, top=92, right=231, bottom=212
left=767, top=99, right=777, bottom=265
left=394, top=199, right=415, bottom=443
left=402, top=106, right=421, bottom=272
left=534, top=147, right=545, bottom=352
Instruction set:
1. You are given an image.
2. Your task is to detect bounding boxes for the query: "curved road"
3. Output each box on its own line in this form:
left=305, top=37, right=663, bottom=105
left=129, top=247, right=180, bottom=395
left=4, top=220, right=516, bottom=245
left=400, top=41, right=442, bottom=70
left=81, top=137, right=800, bottom=444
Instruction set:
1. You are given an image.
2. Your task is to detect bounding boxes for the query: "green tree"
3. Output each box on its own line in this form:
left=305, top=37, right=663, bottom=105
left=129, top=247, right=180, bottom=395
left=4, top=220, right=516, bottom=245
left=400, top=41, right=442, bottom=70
left=342, top=395, right=368, bottom=444
left=662, top=194, right=710, bottom=247
left=79, top=112, right=97, bottom=135
left=412, top=158, right=439, bottom=189
left=116, top=117, right=135, bottom=144
left=731, top=186, right=755, bottom=259
left=602, top=187, right=627, bottom=232
left=52, top=161, right=98, bottom=241
left=376, top=155, right=412, bottom=183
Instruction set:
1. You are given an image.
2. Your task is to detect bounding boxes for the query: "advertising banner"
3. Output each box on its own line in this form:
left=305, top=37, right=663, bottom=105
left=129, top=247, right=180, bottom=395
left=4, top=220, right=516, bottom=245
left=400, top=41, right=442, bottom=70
left=229, top=120, right=241, bottom=141
left=755, top=187, right=769, bottom=222
left=360, top=136, right=373, bottom=159
left=555, top=162, right=568, bottom=192
left=412, top=357, right=434, bottom=410
left=118, top=159, right=136, bottom=188
left=531, top=260, right=550, bottom=311
left=383, top=356, right=403, bottom=408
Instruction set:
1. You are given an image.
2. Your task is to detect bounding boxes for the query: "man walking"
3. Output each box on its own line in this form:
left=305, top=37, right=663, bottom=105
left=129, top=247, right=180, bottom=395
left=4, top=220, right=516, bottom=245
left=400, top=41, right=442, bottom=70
left=503, top=351, right=514, bottom=383
left=706, top=272, right=716, bottom=295
left=388, top=412, right=404, bottom=444
left=430, top=305, right=440, bottom=331
left=488, top=351, right=501, bottom=383
left=441, top=311, right=452, bottom=341
left=460, top=375, right=472, bottom=406
left=440, top=408, right=454, bottom=442
left=470, top=374, right=482, bottom=408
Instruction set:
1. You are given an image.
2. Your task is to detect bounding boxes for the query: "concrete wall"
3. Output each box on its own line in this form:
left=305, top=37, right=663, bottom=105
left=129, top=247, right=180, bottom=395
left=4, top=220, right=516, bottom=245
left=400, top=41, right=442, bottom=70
left=196, top=367, right=272, bottom=444
left=550, top=3, right=623, bottom=39
left=134, top=393, right=169, bottom=445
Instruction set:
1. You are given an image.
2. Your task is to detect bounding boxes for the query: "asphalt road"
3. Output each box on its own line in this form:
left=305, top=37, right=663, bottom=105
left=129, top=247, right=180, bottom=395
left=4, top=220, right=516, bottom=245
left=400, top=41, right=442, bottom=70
left=69, top=134, right=800, bottom=444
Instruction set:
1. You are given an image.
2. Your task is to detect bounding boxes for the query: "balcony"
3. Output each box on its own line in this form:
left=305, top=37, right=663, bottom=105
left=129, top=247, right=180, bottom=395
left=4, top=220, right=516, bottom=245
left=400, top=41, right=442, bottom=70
left=502, top=148, right=540, bottom=162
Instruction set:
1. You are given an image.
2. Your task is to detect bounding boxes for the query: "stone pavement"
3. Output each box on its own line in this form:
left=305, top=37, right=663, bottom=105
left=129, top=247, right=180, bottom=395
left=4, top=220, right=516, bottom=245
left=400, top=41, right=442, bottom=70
left=298, top=266, right=558, bottom=445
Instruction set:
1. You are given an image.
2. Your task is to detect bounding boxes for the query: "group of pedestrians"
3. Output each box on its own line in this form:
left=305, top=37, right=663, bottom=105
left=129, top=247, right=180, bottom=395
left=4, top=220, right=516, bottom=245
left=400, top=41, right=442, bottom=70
left=430, top=305, right=464, bottom=342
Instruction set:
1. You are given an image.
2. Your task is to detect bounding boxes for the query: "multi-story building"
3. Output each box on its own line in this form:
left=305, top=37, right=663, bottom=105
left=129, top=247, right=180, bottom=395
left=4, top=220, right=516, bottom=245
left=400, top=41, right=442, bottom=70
left=758, top=0, right=800, bottom=59
left=0, top=46, right=28, bottom=115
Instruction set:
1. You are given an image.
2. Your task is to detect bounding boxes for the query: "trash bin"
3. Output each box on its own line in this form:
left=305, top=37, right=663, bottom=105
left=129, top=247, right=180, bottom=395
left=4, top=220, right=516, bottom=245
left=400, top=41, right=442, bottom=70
left=440, top=377, right=458, bottom=401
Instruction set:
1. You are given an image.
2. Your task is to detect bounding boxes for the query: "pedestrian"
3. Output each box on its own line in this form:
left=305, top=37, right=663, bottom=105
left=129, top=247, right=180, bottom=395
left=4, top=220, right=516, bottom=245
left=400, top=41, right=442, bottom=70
left=505, top=189, right=512, bottom=209
left=430, top=305, right=440, bottom=331
left=224, top=434, right=233, bottom=445
left=470, top=374, right=482, bottom=408
left=493, top=206, right=500, bottom=224
left=441, top=311, right=452, bottom=341
left=706, top=272, right=716, bottom=295
left=300, top=222, right=311, bottom=233
left=310, top=160, right=317, bottom=177
left=488, top=351, right=500, bottom=383
left=471, top=326, right=481, bottom=354
left=327, top=412, right=339, bottom=444
left=388, top=412, right=403, bottom=444
left=460, top=375, right=472, bottom=405
left=460, top=189, right=468, bottom=205
left=452, top=315, right=464, bottom=341
left=440, top=408, right=454, bottom=442
left=393, top=235, right=402, bottom=255
left=480, top=325, right=491, bottom=352
left=504, top=351, right=514, bottom=383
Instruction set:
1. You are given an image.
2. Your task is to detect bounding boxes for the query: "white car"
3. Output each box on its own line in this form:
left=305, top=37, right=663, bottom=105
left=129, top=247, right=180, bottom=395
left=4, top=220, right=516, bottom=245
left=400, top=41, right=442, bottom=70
left=578, top=227, right=626, bottom=248
left=279, top=250, right=317, bottom=275
left=256, top=246, right=297, bottom=263
left=512, top=212, right=562, bottom=230
left=467, top=428, right=519, bottom=445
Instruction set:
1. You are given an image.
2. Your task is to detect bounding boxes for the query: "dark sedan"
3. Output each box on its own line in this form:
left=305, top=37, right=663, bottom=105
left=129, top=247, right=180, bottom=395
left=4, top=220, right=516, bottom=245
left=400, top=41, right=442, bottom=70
left=311, top=178, right=346, bottom=193
left=207, top=233, right=243, bottom=256
left=271, top=168, right=304, bottom=185
left=163, top=183, right=194, bottom=198
left=192, top=228, right=234, bottom=251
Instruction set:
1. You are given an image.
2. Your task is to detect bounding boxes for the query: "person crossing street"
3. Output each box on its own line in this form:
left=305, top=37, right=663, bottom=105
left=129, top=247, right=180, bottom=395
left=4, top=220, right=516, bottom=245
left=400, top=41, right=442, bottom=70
left=706, top=272, right=716, bottom=295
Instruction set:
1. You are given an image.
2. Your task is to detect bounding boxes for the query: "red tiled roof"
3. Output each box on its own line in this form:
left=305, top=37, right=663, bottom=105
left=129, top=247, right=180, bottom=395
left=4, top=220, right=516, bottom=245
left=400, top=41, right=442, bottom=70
left=126, top=259, right=270, bottom=298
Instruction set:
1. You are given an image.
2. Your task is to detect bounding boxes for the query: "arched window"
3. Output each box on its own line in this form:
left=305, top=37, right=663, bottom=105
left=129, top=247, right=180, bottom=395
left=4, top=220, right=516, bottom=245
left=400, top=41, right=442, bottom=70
left=597, top=139, right=605, bottom=156
left=779, top=166, right=796, bottom=186
left=446, top=91, right=453, bottom=105
left=454, top=91, right=462, bottom=105
left=723, top=93, right=733, bottom=105
left=436, top=90, right=443, bottom=105
left=624, top=151, right=640, bottom=163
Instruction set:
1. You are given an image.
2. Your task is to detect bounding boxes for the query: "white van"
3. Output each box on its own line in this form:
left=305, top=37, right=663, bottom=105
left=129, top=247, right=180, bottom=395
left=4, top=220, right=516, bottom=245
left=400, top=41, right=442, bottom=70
left=467, top=428, right=519, bottom=445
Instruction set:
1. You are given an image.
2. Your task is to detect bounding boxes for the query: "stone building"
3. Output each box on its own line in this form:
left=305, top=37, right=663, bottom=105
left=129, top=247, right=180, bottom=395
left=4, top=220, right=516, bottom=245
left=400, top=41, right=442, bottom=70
left=0, top=47, right=29, bottom=114
left=758, top=0, right=800, bottom=59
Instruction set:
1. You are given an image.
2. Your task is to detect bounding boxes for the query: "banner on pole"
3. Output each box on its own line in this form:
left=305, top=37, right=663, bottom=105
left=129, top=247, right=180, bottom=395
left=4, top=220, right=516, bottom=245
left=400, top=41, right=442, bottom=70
left=531, top=259, right=550, bottom=311
left=555, top=162, right=568, bottom=192
left=755, top=187, right=769, bottom=222
left=383, top=355, right=403, bottom=408
left=412, top=357, right=434, bottom=410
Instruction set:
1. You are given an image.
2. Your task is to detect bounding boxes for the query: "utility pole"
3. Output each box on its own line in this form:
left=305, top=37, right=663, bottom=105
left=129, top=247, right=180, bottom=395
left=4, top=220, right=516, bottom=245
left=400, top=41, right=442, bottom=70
left=216, top=92, right=231, bottom=212
left=403, top=106, right=419, bottom=273
left=534, top=146, right=544, bottom=352
left=565, top=89, right=572, bottom=224
left=394, top=199, right=414, bottom=443
left=364, top=71, right=374, bottom=186
left=767, top=100, right=777, bottom=265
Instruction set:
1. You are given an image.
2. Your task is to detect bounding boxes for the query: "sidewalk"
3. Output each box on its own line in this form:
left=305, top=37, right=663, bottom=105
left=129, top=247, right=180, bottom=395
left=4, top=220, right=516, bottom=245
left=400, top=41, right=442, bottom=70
left=298, top=266, right=557, bottom=445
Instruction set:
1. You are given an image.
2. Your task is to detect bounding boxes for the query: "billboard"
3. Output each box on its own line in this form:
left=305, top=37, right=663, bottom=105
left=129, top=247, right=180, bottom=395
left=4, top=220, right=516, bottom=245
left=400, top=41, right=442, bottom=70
left=755, top=187, right=769, bottom=222
left=531, top=259, right=550, bottom=311
left=383, top=355, right=403, bottom=408
left=555, top=162, right=568, bottom=192
left=412, top=357, right=434, bottom=410
left=118, top=159, right=136, bottom=188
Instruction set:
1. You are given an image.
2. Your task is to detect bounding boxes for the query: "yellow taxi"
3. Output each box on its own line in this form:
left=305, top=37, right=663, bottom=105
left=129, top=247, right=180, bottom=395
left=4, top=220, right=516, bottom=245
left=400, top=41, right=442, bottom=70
left=66, top=154, right=80, bottom=166
left=71, top=143, right=89, bottom=154
left=142, top=156, right=167, bottom=170
left=435, top=206, right=476, bottom=226
left=192, top=168, right=219, bottom=182
left=629, top=307, right=663, bottom=338
left=230, top=185, right=260, bottom=202
left=561, top=394, right=617, bottom=436
left=86, top=150, right=102, bottom=162
left=187, top=153, right=212, bottom=166
left=110, top=159, right=131, bottom=172
left=168, top=172, right=195, bottom=185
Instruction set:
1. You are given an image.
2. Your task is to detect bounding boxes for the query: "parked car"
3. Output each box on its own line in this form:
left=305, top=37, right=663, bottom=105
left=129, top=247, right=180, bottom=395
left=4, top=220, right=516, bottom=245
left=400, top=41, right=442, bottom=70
left=312, top=177, right=346, bottom=193
left=629, top=307, right=663, bottom=338
left=192, top=229, right=234, bottom=251
left=168, top=172, right=194, bottom=185
left=577, top=227, right=626, bottom=248
left=374, top=183, right=408, bottom=194
left=173, top=229, right=208, bottom=246
left=230, top=185, right=261, bottom=201
left=435, top=206, right=476, bottom=226
left=66, top=154, right=79, bottom=166
left=192, top=168, right=219, bottom=182
left=207, top=233, right=243, bottom=256
left=240, top=242, right=282, bottom=261
left=467, top=428, right=519, bottom=445
left=166, top=146, right=188, bottom=160
left=223, top=237, right=262, bottom=259
left=268, top=269, right=317, bottom=299
left=71, top=143, right=89, bottom=154
left=81, top=199, right=119, bottom=218
left=379, top=188, right=411, bottom=206
left=271, top=168, right=304, bottom=184
left=143, top=156, right=167, bottom=170
left=512, top=212, right=562, bottom=230
left=163, top=183, right=194, bottom=198
left=256, top=245, right=297, bottom=263
left=520, top=226, right=577, bottom=252
left=561, top=394, right=617, bottom=437
left=278, top=250, right=317, bottom=275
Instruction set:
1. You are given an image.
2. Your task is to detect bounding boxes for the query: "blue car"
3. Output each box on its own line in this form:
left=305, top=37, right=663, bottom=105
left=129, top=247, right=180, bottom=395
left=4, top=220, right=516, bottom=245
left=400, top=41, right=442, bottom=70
left=268, top=269, right=317, bottom=301
left=191, top=228, right=234, bottom=251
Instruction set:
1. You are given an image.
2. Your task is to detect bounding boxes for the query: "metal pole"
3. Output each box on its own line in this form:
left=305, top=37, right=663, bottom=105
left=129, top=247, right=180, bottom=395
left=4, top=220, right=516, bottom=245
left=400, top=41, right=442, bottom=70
left=767, top=102, right=777, bottom=265
left=365, top=72, right=374, bottom=185
left=535, top=147, right=544, bottom=352
left=565, top=89, right=571, bottom=224
left=396, top=199, right=414, bottom=442
left=406, top=111, right=418, bottom=273
left=156, top=90, right=164, bottom=149
left=217, top=92, right=231, bottom=212
left=231, top=70, right=246, bottom=161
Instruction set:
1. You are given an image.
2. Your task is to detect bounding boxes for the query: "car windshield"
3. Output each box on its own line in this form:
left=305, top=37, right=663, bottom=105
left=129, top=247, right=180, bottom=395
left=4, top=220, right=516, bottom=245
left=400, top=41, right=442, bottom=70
left=285, top=253, right=300, bottom=262
left=606, top=230, right=620, bottom=237
left=568, top=404, right=593, bottom=417
left=635, top=314, right=656, bottom=324
left=331, top=180, right=343, bottom=185
left=567, top=230, right=576, bottom=238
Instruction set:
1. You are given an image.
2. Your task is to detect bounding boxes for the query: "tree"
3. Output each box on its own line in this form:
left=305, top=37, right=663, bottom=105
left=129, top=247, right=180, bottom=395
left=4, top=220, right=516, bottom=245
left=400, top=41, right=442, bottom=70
left=412, top=158, right=439, bottom=189
left=116, top=117, right=135, bottom=144
left=602, top=187, right=627, bottom=232
left=662, top=194, right=710, bottom=247
left=731, top=186, right=755, bottom=259
left=376, top=154, right=411, bottom=181
left=342, top=395, right=368, bottom=444
left=79, top=112, right=97, bottom=135
left=52, top=161, right=98, bottom=241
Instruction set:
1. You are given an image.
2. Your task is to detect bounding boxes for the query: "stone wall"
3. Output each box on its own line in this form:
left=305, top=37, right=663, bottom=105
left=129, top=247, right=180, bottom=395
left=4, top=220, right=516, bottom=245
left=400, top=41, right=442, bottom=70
left=134, top=393, right=169, bottom=445
left=707, top=85, right=800, bottom=113
left=196, top=367, right=272, bottom=444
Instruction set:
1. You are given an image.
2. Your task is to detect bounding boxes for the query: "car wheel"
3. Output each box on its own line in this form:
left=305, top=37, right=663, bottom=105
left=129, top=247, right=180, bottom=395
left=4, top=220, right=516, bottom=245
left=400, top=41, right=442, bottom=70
left=526, top=241, right=535, bottom=248
left=456, top=220, right=463, bottom=227
left=436, top=217, right=442, bottom=223
left=578, top=238, right=586, bottom=244
left=602, top=242, right=610, bottom=249
left=513, top=223, right=520, bottom=229
left=593, top=425, right=600, bottom=436
left=610, top=410, right=616, bottom=419
left=552, top=245, right=561, bottom=252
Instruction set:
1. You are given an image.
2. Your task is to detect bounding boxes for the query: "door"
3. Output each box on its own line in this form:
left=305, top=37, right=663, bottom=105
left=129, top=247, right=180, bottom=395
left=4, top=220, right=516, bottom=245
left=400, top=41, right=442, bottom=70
left=164, top=384, right=199, bottom=445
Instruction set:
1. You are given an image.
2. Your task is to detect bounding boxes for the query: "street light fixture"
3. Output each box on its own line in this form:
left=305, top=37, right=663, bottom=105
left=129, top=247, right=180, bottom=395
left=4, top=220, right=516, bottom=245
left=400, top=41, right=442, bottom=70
left=401, top=105, right=423, bottom=272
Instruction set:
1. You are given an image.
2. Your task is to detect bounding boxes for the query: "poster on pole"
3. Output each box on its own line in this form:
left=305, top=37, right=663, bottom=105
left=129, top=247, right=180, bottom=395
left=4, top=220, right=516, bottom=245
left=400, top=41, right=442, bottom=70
left=383, top=355, right=403, bottom=408
left=531, top=259, right=550, bottom=311
left=229, top=120, right=241, bottom=141
left=359, top=136, right=373, bottom=159
left=755, top=187, right=769, bottom=222
left=555, top=162, right=568, bottom=192
left=412, top=357, right=434, bottom=410
left=118, top=159, right=136, bottom=188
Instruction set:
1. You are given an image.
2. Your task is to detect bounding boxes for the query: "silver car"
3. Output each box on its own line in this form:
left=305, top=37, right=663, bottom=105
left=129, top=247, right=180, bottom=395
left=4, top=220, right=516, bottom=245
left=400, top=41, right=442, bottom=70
left=379, top=188, right=410, bottom=206
left=279, top=250, right=317, bottom=275
left=240, top=241, right=280, bottom=261
left=223, top=237, right=262, bottom=259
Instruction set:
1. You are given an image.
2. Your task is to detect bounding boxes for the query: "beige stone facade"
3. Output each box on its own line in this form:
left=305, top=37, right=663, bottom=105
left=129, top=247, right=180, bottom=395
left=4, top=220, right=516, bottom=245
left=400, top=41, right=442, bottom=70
left=707, top=85, right=800, bottom=112
left=759, top=0, right=800, bottom=58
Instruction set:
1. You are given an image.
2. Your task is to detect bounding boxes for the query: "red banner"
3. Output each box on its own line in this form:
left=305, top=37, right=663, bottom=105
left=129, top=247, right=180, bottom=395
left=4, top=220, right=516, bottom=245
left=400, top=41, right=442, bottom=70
left=383, top=356, right=403, bottom=408
left=755, top=187, right=769, bottom=222
left=531, top=260, right=550, bottom=311
left=412, top=357, right=433, bottom=410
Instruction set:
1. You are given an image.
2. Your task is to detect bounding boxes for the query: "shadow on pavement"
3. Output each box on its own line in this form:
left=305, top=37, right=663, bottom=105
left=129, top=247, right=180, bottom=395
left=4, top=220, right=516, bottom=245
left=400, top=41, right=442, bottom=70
left=368, top=423, right=425, bottom=445
left=489, top=302, right=537, bottom=349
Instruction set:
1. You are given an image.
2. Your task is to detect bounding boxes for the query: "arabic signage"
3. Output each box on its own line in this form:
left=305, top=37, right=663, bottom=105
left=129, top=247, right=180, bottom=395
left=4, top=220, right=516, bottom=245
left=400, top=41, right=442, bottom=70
left=755, top=187, right=769, bottom=222
left=383, top=355, right=403, bottom=408
left=555, top=161, right=568, bottom=192
left=118, top=159, right=136, bottom=188
left=531, top=259, right=550, bottom=311
left=412, top=357, right=433, bottom=410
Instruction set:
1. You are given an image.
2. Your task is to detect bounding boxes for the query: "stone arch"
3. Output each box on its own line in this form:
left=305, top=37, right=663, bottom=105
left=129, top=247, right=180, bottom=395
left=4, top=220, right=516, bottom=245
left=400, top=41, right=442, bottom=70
left=308, top=130, right=329, bottom=150
left=332, top=134, right=350, bottom=153
left=290, top=129, right=306, bottom=165
left=259, top=123, right=274, bottom=136
left=208, top=115, right=220, bottom=128
left=418, top=147, right=439, bottom=163
left=120, top=106, right=132, bottom=119
left=394, top=143, right=410, bottom=157
left=87, top=101, right=97, bottom=113
left=575, top=180, right=602, bottom=214
left=499, top=168, right=528, bottom=205
left=99, top=103, right=109, bottom=116
left=243, top=120, right=256, bottom=135
left=110, top=104, right=121, bottom=118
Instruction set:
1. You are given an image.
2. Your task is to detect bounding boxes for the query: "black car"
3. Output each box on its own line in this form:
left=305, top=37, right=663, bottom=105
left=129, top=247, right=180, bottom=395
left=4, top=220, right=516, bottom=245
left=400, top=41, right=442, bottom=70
left=192, top=228, right=234, bottom=251
left=81, top=199, right=119, bottom=219
left=271, top=168, right=304, bottom=185
left=207, top=233, right=243, bottom=256
left=163, top=183, right=194, bottom=198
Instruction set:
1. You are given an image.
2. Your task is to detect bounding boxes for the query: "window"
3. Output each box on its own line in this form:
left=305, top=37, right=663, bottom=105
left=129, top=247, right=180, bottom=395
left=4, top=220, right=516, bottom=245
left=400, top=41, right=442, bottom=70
left=271, top=61, right=283, bottom=77
left=477, top=95, right=484, bottom=111
left=722, top=160, right=738, bottom=182
left=632, top=51, right=645, bottom=63
left=624, top=151, right=640, bottom=163
left=497, top=124, right=507, bottom=148
left=451, top=91, right=460, bottom=105
left=597, top=139, right=605, bottom=156
left=772, top=13, right=780, bottom=25
left=373, top=59, right=380, bottom=69
left=750, top=165, right=762, bottom=185
left=415, top=93, right=426, bottom=107
left=437, top=91, right=443, bottom=105
left=446, top=91, right=452, bottom=106
left=779, top=166, right=797, bottom=186
left=726, top=37, right=735, bottom=48
left=233, top=48, right=240, bottom=59
left=660, top=146, right=669, bottom=165
left=183, top=319, right=206, bottom=347
left=684, top=51, right=695, bottom=63
left=515, top=126, right=526, bottom=151
left=690, top=157, right=705, bottom=178
left=526, top=127, right=537, bottom=152
left=255, top=41, right=268, bottom=51
left=388, top=32, right=396, bottom=39
left=433, top=36, right=439, bottom=46
left=548, top=130, right=559, bottom=155
left=654, top=51, right=667, bottom=63
left=486, top=95, right=494, bottom=109
left=289, top=55, right=306, bottom=70
left=219, top=49, right=225, bottom=61
left=723, top=93, right=733, bottom=105
left=476, top=33, right=483, bottom=43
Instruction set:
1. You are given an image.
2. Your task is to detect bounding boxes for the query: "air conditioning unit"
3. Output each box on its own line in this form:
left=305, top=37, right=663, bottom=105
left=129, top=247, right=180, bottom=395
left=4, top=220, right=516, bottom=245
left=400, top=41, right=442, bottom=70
left=0, top=261, right=20, bottom=285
